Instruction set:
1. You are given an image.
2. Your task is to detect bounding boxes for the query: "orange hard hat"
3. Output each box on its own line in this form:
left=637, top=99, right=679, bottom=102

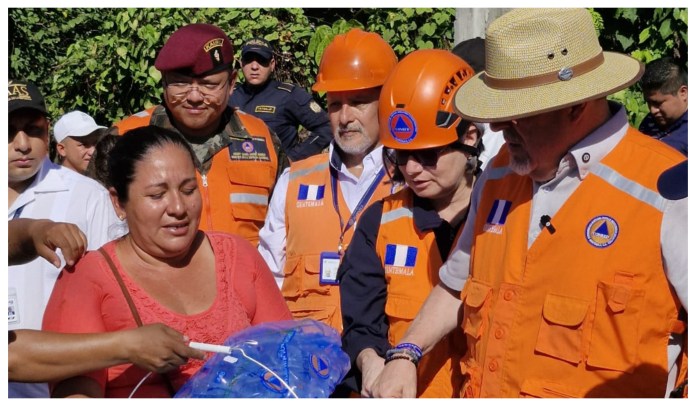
left=312, top=28, right=397, bottom=93
left=379, top=49, right=475, bottom=150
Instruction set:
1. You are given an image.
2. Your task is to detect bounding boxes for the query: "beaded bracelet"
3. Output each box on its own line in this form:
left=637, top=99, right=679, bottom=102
left=385, top=347, right=421, bottom=366
left=394, top=342, right=423, bottom=358
left=385, top=353, right=417, bottom=365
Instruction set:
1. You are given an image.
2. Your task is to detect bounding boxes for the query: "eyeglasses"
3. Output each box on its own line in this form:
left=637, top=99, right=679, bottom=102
left=164, top=73, right=230, bottom=101
left=391, top=142, right=471, bottom=167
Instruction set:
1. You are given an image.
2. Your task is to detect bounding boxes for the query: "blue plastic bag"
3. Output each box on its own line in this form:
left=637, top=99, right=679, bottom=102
left=175, top=319, right=350, bottom=398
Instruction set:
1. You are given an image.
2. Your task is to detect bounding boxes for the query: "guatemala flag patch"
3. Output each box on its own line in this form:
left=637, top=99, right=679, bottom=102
left=296, top=184, right=325, bottom=207
left=484, top=199, right=512, bottom=234
left=384, top=244, right=417, bottom=276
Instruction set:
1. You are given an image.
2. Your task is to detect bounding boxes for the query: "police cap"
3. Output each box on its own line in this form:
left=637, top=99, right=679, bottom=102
left=155, top=24, right=234, bottom=76
left=241, top=37, right=274, bottom=61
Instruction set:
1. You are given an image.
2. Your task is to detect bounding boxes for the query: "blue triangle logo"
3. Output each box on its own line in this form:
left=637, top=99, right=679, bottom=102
left=394, top=117, right=411, bottom=132
left=595, top=222, right=609, bottom=236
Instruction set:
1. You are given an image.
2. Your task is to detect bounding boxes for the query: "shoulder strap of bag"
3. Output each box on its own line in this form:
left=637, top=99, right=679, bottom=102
left=98, top=247, right=142, bottom=326
left=97, top=247, right=176, bottom=397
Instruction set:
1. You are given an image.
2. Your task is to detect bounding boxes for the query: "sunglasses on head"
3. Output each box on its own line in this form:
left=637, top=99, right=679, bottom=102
left=391, top=142, right=473, bottom=167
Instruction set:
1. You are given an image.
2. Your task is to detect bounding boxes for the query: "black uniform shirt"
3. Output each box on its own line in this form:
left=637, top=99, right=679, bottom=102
left=229, top=79, right=333, bottom=161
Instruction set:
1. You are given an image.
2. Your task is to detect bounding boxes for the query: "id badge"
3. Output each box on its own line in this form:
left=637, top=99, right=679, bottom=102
left=8, top=287, right=20, bottom=325
left=319, top=252, right=341, bottom=285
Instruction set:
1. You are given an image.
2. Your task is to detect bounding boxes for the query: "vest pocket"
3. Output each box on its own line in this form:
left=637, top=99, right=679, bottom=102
left=385, top=295, right=422, bottom=320
left=385, top=295, right=423, bottom=345
left=460, top=357, right=482, bottom=398
left=587, top=281, right=645, bottom=371
left=283, top=255, right=330, bottom=298
left=291, top=305, right=339, bottom=330
left=282, top=256, right=304, bottom=299
left=462, top=279, right=492, bottom=339
left=301, top=254, right=331, bottom=295
left=535, top=293, right=588, bottom=364
left=519, top=379, right=579, bottom=398
left=227, top=165, right=271, bottom=222
left=229, top=200, right=267, bottom=222
left=226, top=163, right=275, bottom=188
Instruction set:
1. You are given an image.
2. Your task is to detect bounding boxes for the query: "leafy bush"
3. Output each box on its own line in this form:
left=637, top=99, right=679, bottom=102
left=593, top=8, right=688, bottom=126
left=9, top=8, right=456, bottom=126
left=9, top=8, right=686, bottom=128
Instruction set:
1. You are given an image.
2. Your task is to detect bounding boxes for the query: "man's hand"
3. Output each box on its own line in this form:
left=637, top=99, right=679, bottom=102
left=370, top=358, right=418, bottom=398
left=9, top=219, right=88, bottom=267
left=356, top=348, right=385, bottom=397
left=119, top=324, right=205, bottom=373
left=29, top=219, right=87, bottom=267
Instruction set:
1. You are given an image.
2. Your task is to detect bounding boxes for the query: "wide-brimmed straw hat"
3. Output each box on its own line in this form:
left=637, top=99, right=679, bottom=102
left=454, top=8, right=644, bottom=123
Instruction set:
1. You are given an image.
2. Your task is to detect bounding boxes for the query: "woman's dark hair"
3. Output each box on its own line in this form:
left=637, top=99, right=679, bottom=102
left=85, top=129, right=118, bottom=187
left=108, top=125, right=198, bottom=203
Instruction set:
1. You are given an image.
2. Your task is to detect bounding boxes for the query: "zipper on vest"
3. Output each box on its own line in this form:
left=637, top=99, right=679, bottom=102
left=200, top=173, right=213, bottom=230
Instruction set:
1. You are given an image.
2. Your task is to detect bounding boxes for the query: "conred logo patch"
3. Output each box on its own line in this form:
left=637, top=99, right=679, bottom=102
left=242, top=141, right=255, bottom=153
left=585, top=215, right=619, bottom=248
left=388, top=111, right=417, bottom=144
left=262, top=370, right=285, bottom=393
left=310, top=354, right=330, bottom=379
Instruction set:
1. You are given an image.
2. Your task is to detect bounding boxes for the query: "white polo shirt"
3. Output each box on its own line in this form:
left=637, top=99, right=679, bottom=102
left=8, top=158, right=120, bottom=398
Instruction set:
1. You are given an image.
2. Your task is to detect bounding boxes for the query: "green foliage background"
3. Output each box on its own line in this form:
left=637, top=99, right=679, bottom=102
left=8, top=8, right=687, bottom=128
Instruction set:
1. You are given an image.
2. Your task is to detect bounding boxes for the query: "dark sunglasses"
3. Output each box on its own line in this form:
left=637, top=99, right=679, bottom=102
left=391, top=142, right=473, bottom=167
left=241, top=53, right=272, bottom=67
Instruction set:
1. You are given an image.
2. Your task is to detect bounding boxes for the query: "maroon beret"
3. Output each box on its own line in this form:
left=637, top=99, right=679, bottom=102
left=155, top=24, right=234, bottom=76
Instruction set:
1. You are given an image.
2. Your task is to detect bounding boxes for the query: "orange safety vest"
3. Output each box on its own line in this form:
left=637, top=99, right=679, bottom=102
left=113, top=106, right=278, bottom=246
left=460, top=127, right=686, bottom=398
left=281, top=153, right=393, bottom=332
left=376, top=189, right=465, bottom=398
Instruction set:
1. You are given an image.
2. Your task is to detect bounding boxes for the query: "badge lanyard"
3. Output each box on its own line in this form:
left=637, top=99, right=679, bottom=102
left=330, top=166, right=386, bottom=256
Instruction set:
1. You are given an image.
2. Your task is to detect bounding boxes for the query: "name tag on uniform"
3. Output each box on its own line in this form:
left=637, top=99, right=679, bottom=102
left=255, top=105, right=276, bottom=114
left=228, top=137, right=271, bottom=162
left=319, top=252, right=341, bottom=285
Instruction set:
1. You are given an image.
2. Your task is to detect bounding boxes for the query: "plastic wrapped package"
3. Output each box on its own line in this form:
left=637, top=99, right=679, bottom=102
left=175, top=319, right=350, bottom=398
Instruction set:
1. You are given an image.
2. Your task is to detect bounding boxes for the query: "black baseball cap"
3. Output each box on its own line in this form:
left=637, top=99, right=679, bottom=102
left=241, top=38, right=273, bottom=60
left=9, top=79, right=47, bottom=115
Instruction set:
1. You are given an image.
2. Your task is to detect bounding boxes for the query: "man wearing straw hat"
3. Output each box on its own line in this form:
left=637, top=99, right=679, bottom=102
left=370, top=8, right=687, bottom=398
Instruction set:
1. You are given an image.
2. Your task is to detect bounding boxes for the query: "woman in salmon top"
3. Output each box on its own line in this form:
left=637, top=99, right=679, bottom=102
left=43, top=125, right=291, bottom=398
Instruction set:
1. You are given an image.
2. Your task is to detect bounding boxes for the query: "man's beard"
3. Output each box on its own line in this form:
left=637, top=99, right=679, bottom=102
left=334, top=124, right=376, bottom=156
left=509, top=153, right=532, bottom=176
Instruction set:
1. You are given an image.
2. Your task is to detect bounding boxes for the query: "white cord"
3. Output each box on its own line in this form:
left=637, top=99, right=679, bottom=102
left=129, top=371, right=153, bottom=398
left=232, top=347, right=299, bottom=398
left=131, top=340, right=298, bottom=398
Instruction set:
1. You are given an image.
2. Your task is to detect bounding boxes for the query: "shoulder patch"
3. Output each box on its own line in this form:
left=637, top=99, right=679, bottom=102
left=277, top=82, right=295, bottom=93
left=310, top=101, right=322, bottom=113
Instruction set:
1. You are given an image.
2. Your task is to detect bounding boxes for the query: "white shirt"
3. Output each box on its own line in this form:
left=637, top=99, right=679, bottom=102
left=258, top=143, right=386, bottom=288
left=478, top=123, right=505, bottom=171
left=439, top=104, right=687, bottom=395
left=8, top=159, right=119, bottom=398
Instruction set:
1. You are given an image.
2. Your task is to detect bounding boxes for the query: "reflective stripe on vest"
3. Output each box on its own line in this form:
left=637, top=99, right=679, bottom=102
left=381, top=206, right=413, bottom=225
left=288, top=161, right=330, bottom=181
left=230, top=193, right=269, bottom=206
left=591, top=163, right=668, bottom=212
